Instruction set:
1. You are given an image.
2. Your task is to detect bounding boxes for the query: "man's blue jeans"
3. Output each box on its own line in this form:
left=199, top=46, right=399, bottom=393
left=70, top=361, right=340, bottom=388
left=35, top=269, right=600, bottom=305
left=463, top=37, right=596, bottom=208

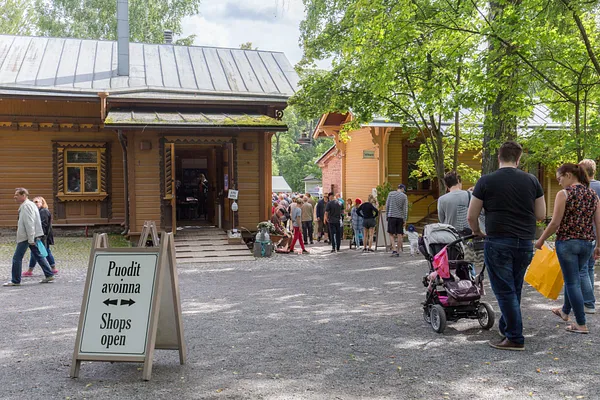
left=556, top=239, right=594, bottom=326
left=583, top=243, right=596, bottom=309
left=12, top=240, right=53, bottom=284
left=484, top=237, right=534, bottom=345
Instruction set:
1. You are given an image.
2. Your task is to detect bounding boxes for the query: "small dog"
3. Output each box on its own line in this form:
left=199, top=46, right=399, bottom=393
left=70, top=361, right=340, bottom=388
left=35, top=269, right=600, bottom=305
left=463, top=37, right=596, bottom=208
left=406, top=225, right=420, bottom=256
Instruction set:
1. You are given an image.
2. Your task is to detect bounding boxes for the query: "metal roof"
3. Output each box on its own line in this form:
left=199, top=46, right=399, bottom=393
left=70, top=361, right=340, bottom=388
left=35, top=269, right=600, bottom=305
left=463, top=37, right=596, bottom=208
left=105, top=108, right=286, bottom=130
left=0, top=35, right=299, bottom=101
left=364, top=105, right=566, bottom=131
left=272, top=176, right=292, bottom=193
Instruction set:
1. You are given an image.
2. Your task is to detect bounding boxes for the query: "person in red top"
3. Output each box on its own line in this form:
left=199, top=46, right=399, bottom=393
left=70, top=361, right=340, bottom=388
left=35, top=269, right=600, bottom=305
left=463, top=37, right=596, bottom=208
left=536, top=163, right=600, bottom=334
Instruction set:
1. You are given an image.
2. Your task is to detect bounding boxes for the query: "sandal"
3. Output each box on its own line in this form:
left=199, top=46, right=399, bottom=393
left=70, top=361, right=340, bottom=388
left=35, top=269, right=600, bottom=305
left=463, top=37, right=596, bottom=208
left=552, top=308, right=569, bottom=322
left=565, top=323, right=589, bottom=334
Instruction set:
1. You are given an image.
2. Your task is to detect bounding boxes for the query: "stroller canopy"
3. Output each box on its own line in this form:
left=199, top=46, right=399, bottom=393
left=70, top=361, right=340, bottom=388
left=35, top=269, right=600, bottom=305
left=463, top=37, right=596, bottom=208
left=423, top=223, right=461, bottom=248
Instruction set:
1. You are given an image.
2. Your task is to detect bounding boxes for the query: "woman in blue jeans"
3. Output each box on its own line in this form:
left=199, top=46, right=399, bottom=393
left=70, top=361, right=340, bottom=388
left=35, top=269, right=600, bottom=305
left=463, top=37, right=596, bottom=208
left=22, top=197, right=58, bottom=276
left=536, top=163, right=600, bottom=334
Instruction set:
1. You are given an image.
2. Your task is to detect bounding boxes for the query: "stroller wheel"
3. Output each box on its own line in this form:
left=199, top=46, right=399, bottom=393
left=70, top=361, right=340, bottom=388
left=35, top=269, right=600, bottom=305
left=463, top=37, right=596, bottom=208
left=430, top=305, right=447, bottom=333
left=477, top=302, right=495, bottom=330
left=423, top=307, right=431, bottom=324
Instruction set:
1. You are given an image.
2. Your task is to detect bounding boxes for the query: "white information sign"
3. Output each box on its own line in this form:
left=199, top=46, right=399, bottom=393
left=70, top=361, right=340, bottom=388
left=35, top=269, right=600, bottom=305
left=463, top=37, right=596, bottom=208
left=228, top=189, right=239, bottom=200
left=71, top=229, right=185, bottom=381
left=80, top=252, right=159, bottom=355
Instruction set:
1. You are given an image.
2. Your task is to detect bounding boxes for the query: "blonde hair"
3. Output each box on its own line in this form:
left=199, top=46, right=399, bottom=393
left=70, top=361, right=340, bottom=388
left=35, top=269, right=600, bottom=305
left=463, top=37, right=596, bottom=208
left=579, top=159, right=597, bottom=179
left=368, top=194, right=376, bottom=204
left=33, top=196, right=48, bottom=209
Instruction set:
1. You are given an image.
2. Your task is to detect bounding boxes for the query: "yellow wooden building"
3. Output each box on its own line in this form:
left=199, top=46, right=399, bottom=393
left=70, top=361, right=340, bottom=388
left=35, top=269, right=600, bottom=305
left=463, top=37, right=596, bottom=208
left=314, top=112, right=561, bottom=225
left=0, top=33, right=297, bottom=237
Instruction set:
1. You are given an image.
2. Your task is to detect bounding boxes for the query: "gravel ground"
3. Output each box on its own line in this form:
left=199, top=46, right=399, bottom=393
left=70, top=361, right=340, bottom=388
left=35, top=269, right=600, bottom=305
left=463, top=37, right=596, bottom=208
left=0, top=237, right=598, bottom=400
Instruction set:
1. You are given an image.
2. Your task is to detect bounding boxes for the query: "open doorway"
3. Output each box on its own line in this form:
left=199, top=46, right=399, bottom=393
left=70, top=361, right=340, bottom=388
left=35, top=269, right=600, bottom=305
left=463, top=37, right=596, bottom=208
left=162, top=140, right=235, bottom=234
left=174, top=145, right=216, bottom=227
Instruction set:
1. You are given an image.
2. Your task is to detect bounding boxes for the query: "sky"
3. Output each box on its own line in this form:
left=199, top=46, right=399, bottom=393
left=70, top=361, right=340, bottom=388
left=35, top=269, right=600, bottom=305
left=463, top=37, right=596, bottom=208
left=181, top=0, right=308, bottom=68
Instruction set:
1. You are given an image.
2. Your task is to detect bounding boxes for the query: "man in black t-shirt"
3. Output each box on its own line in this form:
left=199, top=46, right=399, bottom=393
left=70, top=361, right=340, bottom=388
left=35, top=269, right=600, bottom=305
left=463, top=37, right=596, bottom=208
left=324, top=192, right=342, bottom=252
left=468, top=141, right=546, bottom=351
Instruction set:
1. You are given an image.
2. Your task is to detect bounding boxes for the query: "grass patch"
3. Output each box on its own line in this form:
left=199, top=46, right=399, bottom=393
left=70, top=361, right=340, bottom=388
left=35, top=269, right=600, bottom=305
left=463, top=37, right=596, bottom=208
left=0, top=234, right=131, bottom=269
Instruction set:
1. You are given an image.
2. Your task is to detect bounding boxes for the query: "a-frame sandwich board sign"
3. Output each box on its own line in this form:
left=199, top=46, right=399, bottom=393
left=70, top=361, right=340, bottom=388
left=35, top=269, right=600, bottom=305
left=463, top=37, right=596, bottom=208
left=70, top=229, right=186, bottom=381
left=138, top=220, right=160, bottom=247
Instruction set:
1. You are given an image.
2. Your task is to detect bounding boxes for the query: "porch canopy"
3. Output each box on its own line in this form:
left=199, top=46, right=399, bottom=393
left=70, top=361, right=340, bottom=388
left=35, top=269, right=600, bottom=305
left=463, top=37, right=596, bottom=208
left=105, top=108, right=287, bottom=130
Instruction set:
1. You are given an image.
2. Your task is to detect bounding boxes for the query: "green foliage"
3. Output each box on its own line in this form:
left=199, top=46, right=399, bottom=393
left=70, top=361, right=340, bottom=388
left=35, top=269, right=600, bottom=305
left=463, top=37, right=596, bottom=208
left=413, top=129, right=482, bottom=186
left=239, top=42, right=257, bottom=50
left=0, top=0, right=36, bottom=35
left=272, top=105, right=333, bottom=192
left=375, top=182, right=392, bottom=208
left=293, top=0, right=483, bottom=195
left=295, top=0, right=600, bottom=181
left=33, top=0, right=200, bottom=44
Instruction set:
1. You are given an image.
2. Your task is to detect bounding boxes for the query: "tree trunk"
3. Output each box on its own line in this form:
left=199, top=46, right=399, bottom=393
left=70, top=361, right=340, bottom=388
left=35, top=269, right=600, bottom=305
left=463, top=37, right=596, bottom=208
left=435, top=127, right=446, bottom=197
left=575, top=100, right=582, bottom=162
left=453, top=63, right=462, bottom=171
left=482, top=0, right=519, bottom=175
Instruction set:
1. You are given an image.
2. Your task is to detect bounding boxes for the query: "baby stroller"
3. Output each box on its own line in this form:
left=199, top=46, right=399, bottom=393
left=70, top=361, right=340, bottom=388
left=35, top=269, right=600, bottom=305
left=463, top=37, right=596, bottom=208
left=418, top=223, right=495, bottom=333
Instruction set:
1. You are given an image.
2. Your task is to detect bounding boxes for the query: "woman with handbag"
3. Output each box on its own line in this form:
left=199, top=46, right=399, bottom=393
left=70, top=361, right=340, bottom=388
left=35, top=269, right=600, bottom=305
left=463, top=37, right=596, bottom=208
left=22, top=196, right=58, bottom=276
left=535, top=163, right=600, bottom=334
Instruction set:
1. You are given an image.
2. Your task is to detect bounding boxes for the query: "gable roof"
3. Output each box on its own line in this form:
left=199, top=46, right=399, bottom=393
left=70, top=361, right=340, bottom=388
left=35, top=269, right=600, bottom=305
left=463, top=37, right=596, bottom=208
left=0, top=35, right=299, bottom=101
left=272, top=176, right=292, bottom=193
left=315, top=145, right=337, bottom=164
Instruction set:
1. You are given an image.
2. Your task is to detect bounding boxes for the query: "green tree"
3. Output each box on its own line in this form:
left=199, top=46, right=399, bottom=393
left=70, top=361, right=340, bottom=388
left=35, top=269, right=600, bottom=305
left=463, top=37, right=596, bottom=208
left=272, top=106, right=332, bottom=192
left=293, top=0, right=481, bottom=195
left=0, top=0, right=36, bottom=35
left=34, top=0, right=200, bottom=45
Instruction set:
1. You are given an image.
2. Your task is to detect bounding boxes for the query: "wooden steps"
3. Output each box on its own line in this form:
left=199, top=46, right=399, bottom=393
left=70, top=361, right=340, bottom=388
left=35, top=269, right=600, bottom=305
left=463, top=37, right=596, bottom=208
left=174, top=227, right=254, bottom=264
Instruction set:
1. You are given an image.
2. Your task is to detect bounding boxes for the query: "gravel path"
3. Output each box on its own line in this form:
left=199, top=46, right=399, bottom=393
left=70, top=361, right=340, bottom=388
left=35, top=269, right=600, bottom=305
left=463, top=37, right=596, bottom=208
left=0, top=239, right=598, bottom=399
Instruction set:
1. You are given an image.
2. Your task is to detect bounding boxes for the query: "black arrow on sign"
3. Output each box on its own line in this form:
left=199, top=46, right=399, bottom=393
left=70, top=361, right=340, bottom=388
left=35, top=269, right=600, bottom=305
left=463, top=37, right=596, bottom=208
left=103, top=298, right=118, bottom=306
left=120, top=298, right=136, bottom=306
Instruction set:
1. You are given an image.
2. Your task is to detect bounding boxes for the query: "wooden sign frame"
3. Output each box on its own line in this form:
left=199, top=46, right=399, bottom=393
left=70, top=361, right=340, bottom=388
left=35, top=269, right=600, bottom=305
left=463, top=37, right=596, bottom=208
left=375, top=210, right=389, bottom=252
left=138, top=220, right=160, bottom=247
left=71, top=228, right=185, bottom=381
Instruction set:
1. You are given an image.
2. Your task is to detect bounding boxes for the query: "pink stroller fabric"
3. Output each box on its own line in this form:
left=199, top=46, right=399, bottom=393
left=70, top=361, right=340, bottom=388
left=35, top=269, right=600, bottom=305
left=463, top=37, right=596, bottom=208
left=432, top=246, right=451, bottom=279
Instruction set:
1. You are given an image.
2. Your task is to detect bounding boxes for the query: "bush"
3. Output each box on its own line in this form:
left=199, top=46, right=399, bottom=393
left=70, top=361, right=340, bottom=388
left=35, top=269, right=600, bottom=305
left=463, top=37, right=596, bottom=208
left=376, top=182, right=393, bottom=208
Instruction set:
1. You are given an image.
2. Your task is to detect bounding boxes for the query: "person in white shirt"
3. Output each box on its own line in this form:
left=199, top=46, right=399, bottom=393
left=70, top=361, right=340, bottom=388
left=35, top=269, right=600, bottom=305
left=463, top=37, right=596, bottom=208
left=3, top=188, right=55, bottom=286
left=406, top=225, right=420, bottom=256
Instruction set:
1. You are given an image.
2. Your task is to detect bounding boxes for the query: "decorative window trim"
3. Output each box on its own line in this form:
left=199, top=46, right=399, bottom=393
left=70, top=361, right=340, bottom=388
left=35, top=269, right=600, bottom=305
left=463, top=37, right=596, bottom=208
left=55, top=142, right=108, bottom=202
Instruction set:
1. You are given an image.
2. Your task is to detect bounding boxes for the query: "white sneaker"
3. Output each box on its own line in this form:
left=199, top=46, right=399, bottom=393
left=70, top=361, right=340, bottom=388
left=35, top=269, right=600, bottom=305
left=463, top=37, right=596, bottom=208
left=585, top=307, right=596, bottom=314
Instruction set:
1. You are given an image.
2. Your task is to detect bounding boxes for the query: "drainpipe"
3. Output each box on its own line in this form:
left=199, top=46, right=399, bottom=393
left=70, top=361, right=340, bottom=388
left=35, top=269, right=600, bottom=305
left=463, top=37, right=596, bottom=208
left=117, top=129, right=130, bottom=235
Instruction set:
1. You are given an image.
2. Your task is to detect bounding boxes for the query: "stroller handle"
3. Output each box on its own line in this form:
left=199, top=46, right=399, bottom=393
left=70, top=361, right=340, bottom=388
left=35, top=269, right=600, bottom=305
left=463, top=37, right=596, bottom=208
left=445, top=234, right=477, bottom=248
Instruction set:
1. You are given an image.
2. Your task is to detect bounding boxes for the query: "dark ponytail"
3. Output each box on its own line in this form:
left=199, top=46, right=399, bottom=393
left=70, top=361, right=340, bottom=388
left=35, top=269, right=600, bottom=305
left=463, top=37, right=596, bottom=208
left=557, top=163, right=590, bottom=187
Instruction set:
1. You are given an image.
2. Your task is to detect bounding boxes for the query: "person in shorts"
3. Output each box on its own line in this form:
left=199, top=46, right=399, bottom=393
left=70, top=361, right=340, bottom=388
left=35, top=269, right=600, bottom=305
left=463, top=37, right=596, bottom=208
left=357, top=194, right=379, bottom=252
left=386, top=184, right=408, bottom=256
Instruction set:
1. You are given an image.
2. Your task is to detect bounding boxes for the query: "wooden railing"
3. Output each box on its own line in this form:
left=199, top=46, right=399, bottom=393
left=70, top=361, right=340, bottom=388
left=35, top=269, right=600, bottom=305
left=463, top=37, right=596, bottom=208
left=426, top=199, right=438, bottom=219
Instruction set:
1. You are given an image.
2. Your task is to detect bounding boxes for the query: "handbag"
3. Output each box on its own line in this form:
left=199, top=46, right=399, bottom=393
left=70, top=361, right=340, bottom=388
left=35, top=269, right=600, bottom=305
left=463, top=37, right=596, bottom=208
left=524, top=245, right=563, bottom=300
left=36, top=239, right=48, bottom=258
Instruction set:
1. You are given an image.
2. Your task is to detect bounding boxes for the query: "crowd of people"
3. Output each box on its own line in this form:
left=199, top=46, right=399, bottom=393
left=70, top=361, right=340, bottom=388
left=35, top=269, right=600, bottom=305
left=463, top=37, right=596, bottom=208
left=461, top=141, right=600, bottom=350
left=271, top=140, right=600, bottom=350
left=269, top=185, right=411, bottom=255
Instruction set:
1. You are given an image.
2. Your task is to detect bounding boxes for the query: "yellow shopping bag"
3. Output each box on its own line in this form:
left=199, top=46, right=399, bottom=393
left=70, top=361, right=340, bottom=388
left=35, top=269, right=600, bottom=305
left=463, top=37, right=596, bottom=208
left=524, top=245, right=564, bottom=300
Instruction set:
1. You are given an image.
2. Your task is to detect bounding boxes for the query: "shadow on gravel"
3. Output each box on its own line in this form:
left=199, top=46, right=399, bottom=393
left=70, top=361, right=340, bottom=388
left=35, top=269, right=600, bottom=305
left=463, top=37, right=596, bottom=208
left=0, top=248, right=598, bottom=399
